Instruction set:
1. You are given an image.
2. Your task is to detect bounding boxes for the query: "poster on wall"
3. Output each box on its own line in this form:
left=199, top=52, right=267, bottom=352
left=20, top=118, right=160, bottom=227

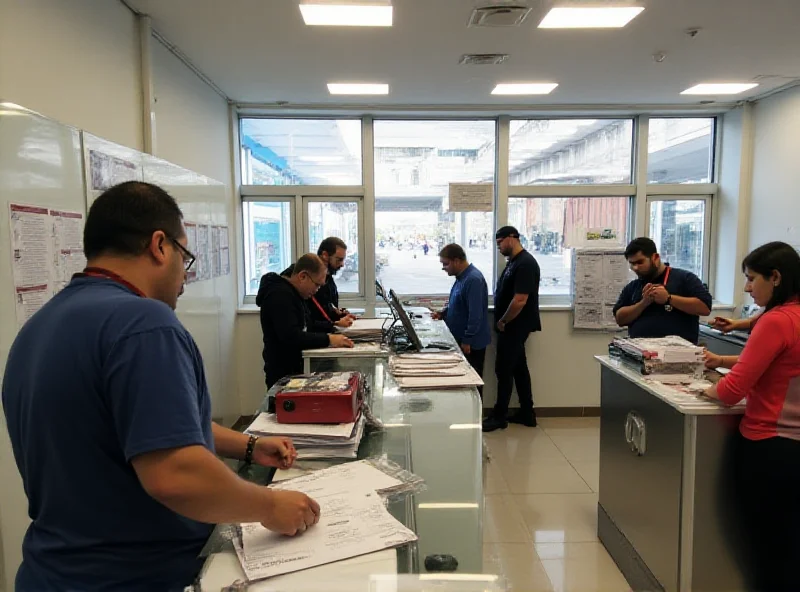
left=571, top=248, right=632, bottom=331
left=196, top=224, right=210, bottom=281
left=184, top=222, right=198, bottom=283
left=89, top=150, right=138, bottom=191
left=219, top=225, right=230, bottom=276
left=8, top=204, right=86, bottom=327
left=50, top=210, right=86, bottom=292
left=448, top=183, right=493, bottom=212
left=210, top=225, right=221, bottom=278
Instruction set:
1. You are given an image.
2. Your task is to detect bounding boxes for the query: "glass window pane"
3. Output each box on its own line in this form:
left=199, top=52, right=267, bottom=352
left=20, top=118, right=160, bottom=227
left=374, top=121, right=496, bottom=295
left=647, top=118, right=714, bottom=183
left=508, top=197, right=631, bottom=296
left=308, top=201, right=360, bottom=294
left=648, top=199, right=707, bottom=279
left=240, top=119, right=362, bottom=185
left=509, top=119, right=634, bottom=184
left=243, top=201, right=293, bottom=296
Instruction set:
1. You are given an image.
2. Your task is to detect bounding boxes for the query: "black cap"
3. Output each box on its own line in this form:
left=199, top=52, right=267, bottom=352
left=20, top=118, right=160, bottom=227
left=495, top=226, right=520, bottom=240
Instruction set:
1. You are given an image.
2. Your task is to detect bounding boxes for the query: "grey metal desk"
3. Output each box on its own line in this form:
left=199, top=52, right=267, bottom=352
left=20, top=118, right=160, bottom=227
left=595, top=356, right=749, bottom=592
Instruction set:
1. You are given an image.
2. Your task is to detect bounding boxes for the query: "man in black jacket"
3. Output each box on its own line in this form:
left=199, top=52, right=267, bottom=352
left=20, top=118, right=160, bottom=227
left=280, top=237, right=355, bottom=334
left=256, top=254, right=353, bottom=388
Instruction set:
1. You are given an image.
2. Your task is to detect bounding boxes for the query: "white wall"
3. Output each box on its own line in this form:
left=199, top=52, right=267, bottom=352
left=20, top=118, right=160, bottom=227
left=749, top=85, right=800, bottom=251
left=150, top=38, right=239, bottom=422
left=0, top=0, right=142, bottom=150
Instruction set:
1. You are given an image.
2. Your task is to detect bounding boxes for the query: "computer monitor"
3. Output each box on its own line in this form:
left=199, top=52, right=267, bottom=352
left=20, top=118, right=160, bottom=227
left=388, top=289, right=424, bottom=351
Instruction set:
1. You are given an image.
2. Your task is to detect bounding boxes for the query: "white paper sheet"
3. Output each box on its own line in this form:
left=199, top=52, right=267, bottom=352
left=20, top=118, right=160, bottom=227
left=197, top=224, right=210, bottom=281
left=246, top=413, right=356, bottom=439
left=236, top=491, right=416, bottom=581
left=270, top=460, right=403, bottom=497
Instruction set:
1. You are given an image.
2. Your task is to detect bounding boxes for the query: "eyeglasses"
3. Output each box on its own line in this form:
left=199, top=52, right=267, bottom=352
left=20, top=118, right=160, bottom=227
left=305, top=273, right=326, bottom=290
left=170, top=238, right=196, bottom=272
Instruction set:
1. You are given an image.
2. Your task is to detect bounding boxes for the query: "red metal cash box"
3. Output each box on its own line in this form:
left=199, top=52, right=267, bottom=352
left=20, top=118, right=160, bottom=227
left=276, top=372, right=362, bottom=424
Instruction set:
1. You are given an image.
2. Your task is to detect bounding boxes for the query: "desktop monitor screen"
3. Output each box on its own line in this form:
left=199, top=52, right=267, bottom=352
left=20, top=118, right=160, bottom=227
left=389, top=289, right=423, bottom=351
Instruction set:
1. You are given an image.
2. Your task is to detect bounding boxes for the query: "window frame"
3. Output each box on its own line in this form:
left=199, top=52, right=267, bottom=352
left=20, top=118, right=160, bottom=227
left=235, top=113, right=721, bottom=309
left=645, top=194, right=713, bottom=283
left=645, top=116, right=718, bottom=185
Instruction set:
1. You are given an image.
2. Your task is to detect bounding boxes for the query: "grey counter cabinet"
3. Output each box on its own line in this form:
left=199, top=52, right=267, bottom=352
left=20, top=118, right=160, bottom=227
left=595, top=356, right=752, bottom=592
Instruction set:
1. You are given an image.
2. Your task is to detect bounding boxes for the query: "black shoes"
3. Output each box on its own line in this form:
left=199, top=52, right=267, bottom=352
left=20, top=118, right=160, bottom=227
left=508, top=410, right=538, bottom=428
left=482, top=416, right=509, bottom=432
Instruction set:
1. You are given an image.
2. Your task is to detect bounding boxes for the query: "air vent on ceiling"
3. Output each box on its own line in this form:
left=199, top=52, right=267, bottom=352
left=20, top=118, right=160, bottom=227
left=459, top=53, right=510, bottom=65
left=468, top=4, right=532, bottom=27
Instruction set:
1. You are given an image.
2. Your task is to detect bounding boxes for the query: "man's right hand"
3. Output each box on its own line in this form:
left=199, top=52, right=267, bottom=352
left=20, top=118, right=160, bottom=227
left=261, top=490, right=321, bottom=536
left=329, top=334, right=354, bottom=348
left=431, top=311, right=442, bottom=321
left=334, top=316, right=354, bottom=328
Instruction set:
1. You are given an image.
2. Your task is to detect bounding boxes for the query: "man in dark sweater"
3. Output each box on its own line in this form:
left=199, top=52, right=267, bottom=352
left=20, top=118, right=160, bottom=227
left=257, top=254, right=353, bottom=388
left=281, top=237, right=355, bottom=334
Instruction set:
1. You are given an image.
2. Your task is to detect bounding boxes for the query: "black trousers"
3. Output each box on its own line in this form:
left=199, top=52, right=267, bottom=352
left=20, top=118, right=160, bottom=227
left=493, top=331, right=533, bottom=417
left=463, top=347, right=487, bottom=397
left=737, top=434, right=800, bottom=591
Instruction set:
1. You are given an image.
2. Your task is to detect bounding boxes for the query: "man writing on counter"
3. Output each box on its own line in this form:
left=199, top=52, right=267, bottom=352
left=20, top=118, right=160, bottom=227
left=258, top=254, right=354, bottom=388
left=483, top=226, right=542, bottom=432
left=2, top=182, right=319, bottom=592
left=614, top=237, right=712, bottom=344
left=282, top=237, right=355, bottom=333
left=432, top=243, right=491, bottom=394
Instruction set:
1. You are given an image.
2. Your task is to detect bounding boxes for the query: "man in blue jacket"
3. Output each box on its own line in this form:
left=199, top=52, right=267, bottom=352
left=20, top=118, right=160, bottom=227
left=433, top=244, right=491, bottom=395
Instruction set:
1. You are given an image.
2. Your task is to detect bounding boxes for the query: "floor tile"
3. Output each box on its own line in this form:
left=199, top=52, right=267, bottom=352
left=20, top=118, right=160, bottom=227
left=483, top=543, right=555, bottom=592
left=485, top=429, right=567, bottom=466
left=538, top=417, right=600, bottom=431
left=500, top=457, right=592, bottom=494
left=547, top=432, right=600, bottom=464
left=571, top=462, right=600, bottom=492
left=513, top=493, right=600, bottom=543
left=535, top=543, right=631, bottom=592
left=484, top=459, right=510, bottom=495
left=483, top=494, right=530, bottom=543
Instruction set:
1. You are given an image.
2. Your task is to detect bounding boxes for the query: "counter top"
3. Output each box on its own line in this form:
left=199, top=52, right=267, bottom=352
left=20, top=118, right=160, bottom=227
left=595, top=355, right=745, bottom=416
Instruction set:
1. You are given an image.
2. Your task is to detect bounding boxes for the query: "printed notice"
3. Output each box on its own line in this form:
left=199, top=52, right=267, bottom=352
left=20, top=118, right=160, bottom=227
left=184, top=222, right=198, bottom=283
left=89, top=150, right=139, bottom=191
left=9, top=204, right=51, bottom=289
left=572, top=248, right=631, bottom=331
left=196, top=224, right=210, bottom=281
left=15, top=285, right=50, bottom=329
left=219, top=225, right=230, bottom=276
left=210, top=225, right=221, bottom=278
left=50, top=210, right=86, bottom=293
left=448, top=183, right=493, bottom=212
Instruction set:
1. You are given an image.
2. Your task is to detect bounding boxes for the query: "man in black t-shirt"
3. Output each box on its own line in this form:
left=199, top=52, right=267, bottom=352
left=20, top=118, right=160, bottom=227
left=484, top=226, right=542, bottom=433
left=613, top=237, right=712, bottom=344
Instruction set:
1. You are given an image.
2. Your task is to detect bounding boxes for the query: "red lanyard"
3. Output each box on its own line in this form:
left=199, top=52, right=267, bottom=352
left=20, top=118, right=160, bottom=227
left=74, top=267, right=146, bottom=298
left=311, top=296, right=333, bottom=323
left=661, top=266, right=671, bottom=287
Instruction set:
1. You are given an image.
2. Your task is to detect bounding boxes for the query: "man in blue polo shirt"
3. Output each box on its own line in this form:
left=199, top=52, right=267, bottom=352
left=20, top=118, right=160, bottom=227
left=433, top=243, right=491, bottom=394
left=2, top=182, right=319, bottom=591
left=613, top=237, right=712, bottom=343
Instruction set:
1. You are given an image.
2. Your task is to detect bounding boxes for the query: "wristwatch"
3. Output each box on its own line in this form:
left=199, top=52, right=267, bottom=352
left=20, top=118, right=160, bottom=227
left=665, top=294, right=673, bottom=312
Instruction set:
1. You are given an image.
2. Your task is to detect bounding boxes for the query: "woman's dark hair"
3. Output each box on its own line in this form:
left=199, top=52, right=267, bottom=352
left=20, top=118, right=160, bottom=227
left=742, top=241, right=800, bottom=310
left=84, top=182, right=184, bottom=260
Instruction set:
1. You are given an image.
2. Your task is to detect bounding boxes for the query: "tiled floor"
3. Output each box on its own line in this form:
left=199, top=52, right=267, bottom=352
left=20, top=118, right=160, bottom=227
left=482, top=417, right=631, bottom=592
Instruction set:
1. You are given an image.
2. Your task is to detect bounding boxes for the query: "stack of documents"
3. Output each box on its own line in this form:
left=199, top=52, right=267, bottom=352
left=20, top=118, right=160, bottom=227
left=245, top=412, right=366, bottom=460
left=388, top=352, right=484, bottom=389
left=336, top=318, right=387, bottom=342
left=610, top=336, right=705, bottom=378
left=233, top=461, right=419, bottom=582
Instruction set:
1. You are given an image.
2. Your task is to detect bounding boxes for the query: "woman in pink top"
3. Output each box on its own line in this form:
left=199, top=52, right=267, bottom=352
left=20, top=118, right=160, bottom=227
left=704, top=241, right=800, bottom=592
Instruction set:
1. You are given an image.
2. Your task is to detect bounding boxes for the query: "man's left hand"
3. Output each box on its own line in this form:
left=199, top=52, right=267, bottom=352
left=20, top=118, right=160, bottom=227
left=496, top=320, right=506, bottom=332
left=334, top=316, right=354, bottom=328
left=648, top=285, right=670, bottom=305
left=460, top=343, right=471, bottom=355
left=252, top=437, right=297, bottom=470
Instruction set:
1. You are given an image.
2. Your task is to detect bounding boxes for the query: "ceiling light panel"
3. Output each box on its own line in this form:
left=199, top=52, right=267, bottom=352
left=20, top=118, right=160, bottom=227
left=299, top=2, right=393, bottom=27
left=492, top=83, right=558, bottom=95
left=681, top=83, right=759, bottom=95
left=539, top=6, right=644, bottom=29
left=327, top=83, right=389, bottom=95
